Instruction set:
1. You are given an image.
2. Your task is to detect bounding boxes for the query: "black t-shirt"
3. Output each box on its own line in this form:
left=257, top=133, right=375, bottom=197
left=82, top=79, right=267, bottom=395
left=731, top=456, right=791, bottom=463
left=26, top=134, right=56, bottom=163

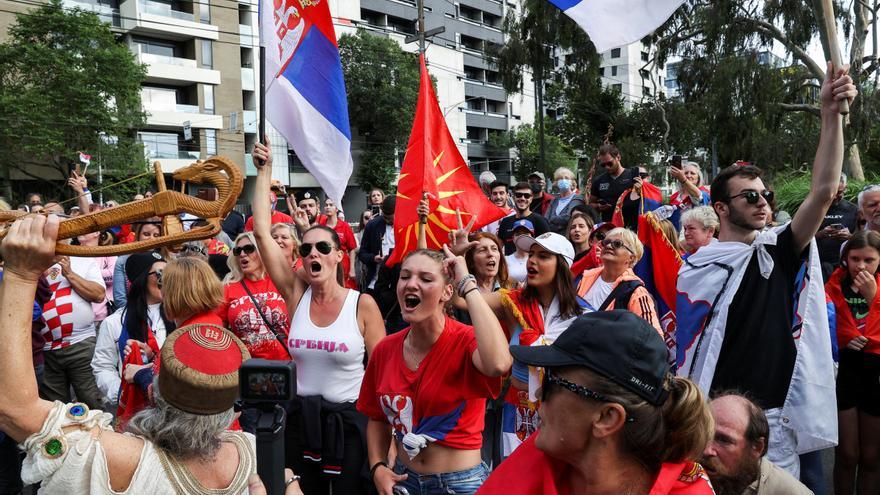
left=710, top=226, right=806, bottom=410
left=842, top=282, right=869, bottom=327
left=590, top=168, right=638, bottom=222
left=817, top=199, right=859, bottom=265
left=498, top=212, right=551, bottom=255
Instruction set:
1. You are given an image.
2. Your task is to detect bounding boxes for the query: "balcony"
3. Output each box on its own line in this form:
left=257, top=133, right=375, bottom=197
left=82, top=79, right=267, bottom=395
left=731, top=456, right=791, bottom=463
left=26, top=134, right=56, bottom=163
left=145, top=110, right=223, bottom=129
left=142, top=148, right=201, bottom=172
left=120, top=0, right=219, bottom=40
left=137, top=51, right=221, bottom=85
left=239, top=24, right=256, bottom=46
left=241, top=67, right=255, bottom=91
left=243, top=110, right=257, bottom=134
left=62, top=0, right=121, bottom=26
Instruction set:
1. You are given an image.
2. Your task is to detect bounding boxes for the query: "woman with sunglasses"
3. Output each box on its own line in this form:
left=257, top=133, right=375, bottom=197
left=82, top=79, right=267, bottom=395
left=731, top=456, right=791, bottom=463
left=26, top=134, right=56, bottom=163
left=252, top=140, right=385, bottom=494
left=669, top=161, right=711, bottom=212
left=317, top=198, right=358, bottom=289
left=545, top=167, right=585, bottom=235
left=576, top=228, right=661, bottom=331
left=112, top=218, right=162, bottom=308
left=219, top=232, right=290, bottom=362
left=92, top=252, right=173, bottom=416
left=479, top=311, right=715, bottom=495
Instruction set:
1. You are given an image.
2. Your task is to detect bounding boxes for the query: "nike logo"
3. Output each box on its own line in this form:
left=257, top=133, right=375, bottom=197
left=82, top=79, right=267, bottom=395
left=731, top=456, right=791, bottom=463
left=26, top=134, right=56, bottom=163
left=856, top=310, right=870, bottom=319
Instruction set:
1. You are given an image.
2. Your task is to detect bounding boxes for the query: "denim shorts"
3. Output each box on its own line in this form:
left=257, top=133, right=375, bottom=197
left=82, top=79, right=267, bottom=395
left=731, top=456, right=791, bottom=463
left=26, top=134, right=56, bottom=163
left=393, top=461, right=489, bottom=495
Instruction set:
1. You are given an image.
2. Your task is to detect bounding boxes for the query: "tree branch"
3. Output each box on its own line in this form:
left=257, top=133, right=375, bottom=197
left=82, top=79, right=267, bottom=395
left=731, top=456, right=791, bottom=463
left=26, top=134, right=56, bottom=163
left=778, top=103, right=821, bottom=116
left=732, top=16, right=825, bottom=80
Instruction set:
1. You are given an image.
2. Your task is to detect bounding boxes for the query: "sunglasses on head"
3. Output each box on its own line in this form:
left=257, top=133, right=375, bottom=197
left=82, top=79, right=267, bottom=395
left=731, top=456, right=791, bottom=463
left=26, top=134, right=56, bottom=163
left=593, top=231, right=606, bottom=241
left=298, top=241, right=333, bottom=257
left=232, top=244, right=257, bottom=256
left=601, top=238, right=635, bottom=254
left=181, top=244, right=207, bottom=255
left=514, top=192, right=532, bottom=199
left=729, top=189, right=774, bottom=205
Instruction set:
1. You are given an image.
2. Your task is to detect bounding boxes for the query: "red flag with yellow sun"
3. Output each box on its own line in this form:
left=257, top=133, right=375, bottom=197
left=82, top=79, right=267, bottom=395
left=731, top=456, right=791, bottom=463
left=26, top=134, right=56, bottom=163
left=385, top=55, right=506, bottom=267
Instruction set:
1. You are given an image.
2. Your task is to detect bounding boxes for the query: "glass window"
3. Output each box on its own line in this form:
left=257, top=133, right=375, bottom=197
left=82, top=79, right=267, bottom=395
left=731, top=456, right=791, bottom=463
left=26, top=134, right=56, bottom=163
left=134, top=39, right=176, bottom=57
left=198, top=0, right=210, bottom=23
left=201, top=40, right=213, bottom=69
left=205, top=129, right=217, bottom=155
left=203, top=84, right=214, bottom=114
left=140, top=87, right=177, bottom=112
left=611, top=66, right=617, bottom=77
left=138, top=131, right=179, bottom=159
left=610, top=48, right=621, bottom=58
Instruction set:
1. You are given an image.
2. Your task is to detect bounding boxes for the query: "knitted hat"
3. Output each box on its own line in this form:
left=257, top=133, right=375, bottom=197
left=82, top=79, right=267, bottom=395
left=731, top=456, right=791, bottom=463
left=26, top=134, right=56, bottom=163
left=125, top=251, right=164, bottom=283
left=158, top=323, right=251, bottom=415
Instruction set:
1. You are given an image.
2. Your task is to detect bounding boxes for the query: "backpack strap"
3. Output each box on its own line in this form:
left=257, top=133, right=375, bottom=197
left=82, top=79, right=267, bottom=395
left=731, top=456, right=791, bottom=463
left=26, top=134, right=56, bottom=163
left=597, top=280, right=644, bottom=312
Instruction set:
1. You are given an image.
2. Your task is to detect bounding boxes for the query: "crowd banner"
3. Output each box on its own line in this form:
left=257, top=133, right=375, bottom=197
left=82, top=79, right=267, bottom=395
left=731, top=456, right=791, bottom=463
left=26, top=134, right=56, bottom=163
left=259, top=0, right=353, bottom=206
left=545, top=0, right=686, bottom=53
left=385, top=55, right=506, bottom=267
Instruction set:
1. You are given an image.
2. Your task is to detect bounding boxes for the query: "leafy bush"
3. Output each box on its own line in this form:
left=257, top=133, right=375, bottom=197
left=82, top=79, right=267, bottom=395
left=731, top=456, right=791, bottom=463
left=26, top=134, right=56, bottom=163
left=772, top=173, right=880, bottom=215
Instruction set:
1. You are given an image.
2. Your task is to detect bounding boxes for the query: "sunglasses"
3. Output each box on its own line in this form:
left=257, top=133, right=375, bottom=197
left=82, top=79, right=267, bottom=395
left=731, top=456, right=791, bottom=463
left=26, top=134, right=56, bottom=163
left=514, top=192, right=532, bottom=199
left=232, top=244, right=257, bottom=256
left=181, top=244, right=207, bottom=255
left=638, top=172, right=650, bottom=179
left=601, top=161, right=615, bottom=168
left=298, top=241, right=333, bottom=257
left=601, top=238, right=635, bottom=254
left=541, top=370, right=636, bottom=421
left=149, top=268, right=163, bottom=287
left=593, top=231, right=606, bottom=241
left=729, top=189, right=774, bottom=205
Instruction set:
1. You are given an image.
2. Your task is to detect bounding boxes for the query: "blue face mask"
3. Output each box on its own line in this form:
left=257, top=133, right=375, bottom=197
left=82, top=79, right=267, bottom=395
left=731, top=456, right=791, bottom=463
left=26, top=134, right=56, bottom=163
left=557, top=179, right=571, bottom=192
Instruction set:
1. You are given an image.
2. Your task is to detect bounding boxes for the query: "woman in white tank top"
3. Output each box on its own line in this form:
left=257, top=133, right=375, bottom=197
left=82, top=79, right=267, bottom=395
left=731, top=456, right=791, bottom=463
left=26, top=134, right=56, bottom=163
left=251, top=141, right=386, bottom=495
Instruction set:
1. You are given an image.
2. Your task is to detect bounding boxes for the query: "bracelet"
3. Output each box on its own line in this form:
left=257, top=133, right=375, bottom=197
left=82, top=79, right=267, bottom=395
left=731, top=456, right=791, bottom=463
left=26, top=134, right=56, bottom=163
left=285, top=474, right=301, bottom=487
left=463, top=287, right=480, bottom=298
left=456, top=274, right=476, bottom=297
left=370, top=461, right=388, bottom=481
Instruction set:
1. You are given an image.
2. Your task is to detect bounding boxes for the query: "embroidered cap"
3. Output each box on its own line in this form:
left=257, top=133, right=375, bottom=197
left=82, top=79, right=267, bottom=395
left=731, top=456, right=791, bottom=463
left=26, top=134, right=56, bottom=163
left=296, top=190, right=318, bottom=204
left=515, top=232, right=575, bottom=267
left=510, top=311, right=670, bottom=406
left=159, top=323, right=251, bottom=415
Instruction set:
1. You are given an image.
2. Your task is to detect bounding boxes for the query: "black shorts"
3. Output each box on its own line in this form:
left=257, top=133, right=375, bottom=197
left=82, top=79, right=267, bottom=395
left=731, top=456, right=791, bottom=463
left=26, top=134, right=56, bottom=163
left=837, top=349, right=880, bottom=416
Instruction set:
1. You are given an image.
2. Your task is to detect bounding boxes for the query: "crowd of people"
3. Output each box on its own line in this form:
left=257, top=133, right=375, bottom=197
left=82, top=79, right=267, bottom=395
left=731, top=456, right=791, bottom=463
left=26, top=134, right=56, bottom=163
left=0, top=65, right=868, bottom=495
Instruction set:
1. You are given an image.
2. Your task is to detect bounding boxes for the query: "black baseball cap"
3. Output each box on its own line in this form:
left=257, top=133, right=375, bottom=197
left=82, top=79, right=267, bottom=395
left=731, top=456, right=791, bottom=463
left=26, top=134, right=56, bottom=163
left=510, top=311, right=670, bottom=406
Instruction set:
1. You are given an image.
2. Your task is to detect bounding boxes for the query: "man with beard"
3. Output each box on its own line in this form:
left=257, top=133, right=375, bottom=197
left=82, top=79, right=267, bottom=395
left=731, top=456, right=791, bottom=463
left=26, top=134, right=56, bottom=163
left=676, top=66, right=857, bottom=478
left=702, top=394, right=810, bottom=494
left=497, top=182, right=551, bottom=255
left=858, top=184, right=880, bottom=234
left=589, top=144, right=638, bottom=222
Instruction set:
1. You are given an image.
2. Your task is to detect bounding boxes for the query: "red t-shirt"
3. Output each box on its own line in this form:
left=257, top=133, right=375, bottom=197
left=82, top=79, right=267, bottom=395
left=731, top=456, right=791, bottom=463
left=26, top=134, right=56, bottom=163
left=317, top=217, right=358, bottom=288
left=244, top=211, right=293, bottom=232
left=357, top=317, right=501, bottom=451
left=218, top=277, right=290, bottom=361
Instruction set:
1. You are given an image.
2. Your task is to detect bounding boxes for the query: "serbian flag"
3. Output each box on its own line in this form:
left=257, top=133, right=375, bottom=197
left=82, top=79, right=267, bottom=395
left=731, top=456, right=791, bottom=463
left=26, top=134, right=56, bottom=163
left=385, top=55, right=507, bottom=267
left=611, top=182, right=662, bottom=228
left=78, top=151, right=91, bottom=165
left=546, top=0, right=685, bottom=53
left=259, top=0, right=352, bottom=206
left=633, top=213, right=682, bottom=368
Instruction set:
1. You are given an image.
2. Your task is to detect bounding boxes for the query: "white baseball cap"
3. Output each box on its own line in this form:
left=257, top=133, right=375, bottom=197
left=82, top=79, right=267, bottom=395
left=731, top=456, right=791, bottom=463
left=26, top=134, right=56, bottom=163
left=515, top=232, right=575, bottom=267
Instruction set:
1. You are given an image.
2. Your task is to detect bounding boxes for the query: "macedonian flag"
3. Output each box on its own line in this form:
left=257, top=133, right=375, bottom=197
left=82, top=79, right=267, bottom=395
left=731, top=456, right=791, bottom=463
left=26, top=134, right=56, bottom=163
left=385, top=54, right=506, bottom=267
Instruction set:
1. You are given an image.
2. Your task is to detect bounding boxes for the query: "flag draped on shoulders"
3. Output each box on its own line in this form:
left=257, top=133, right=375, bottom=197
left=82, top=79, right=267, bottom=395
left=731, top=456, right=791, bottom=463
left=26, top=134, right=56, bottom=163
left=634, top=213, right=682, bottom=367
left=545, top=0, right=686, bottom=53
left=675, top=228, right=837, bottom=453
left=611, top=182, right=662, bottom=228
left=385, top=55, right=506, bottom=266
left=259, top=0, right=352, bottom=206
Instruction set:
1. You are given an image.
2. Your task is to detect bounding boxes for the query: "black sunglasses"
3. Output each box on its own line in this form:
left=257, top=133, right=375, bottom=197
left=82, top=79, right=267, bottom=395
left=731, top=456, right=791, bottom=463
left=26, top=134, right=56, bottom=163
left=638, top=172, right=650, bottom=179
left=729, top=189, right=774, bottom=205
left=541, top=370, right=635, bottom=422
left=601, top=238, right=635, bottom=254
left=601, top=161, right=615, bottom=168
left=514, top=192, right=532, bottom=199
left=181, top=244, right=207, bottom=255
left=232, top=244, right=257, bottom=256
left=593, top=232, right=606, bottom=241
left=299, top=241, right=333, bottom=257
left=149, top=268, right=163, bottom=287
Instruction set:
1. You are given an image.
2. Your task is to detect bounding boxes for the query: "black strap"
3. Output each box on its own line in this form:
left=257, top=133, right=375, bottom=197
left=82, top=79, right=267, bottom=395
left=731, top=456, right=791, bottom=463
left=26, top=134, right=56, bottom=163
left=597, top=280, right=644, bottom=311
left=240, top=280, right=293, bottom=358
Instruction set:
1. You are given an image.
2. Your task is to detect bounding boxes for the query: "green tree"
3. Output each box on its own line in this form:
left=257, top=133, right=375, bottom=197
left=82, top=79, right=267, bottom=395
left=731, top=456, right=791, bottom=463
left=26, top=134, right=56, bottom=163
left=338, top=30, right=421, bottom=194
left=489, top=123, right=577, bottom=180
left=0, top=0, right=148, bottom=200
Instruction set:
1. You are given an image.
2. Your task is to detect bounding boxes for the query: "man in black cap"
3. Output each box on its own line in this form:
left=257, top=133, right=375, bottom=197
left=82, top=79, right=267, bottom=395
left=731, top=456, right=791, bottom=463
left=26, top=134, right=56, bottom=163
left=479, top=311, right=715, bottom=495
left=296, top=190, right=323, bottom=225
left=528, top=171, right=554, bottom=216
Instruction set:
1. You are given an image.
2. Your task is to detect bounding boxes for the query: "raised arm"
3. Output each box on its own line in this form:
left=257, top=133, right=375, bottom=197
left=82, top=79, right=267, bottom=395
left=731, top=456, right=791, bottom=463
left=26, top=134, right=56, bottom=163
left=791, top=63, right=858, bottom=252
left=252, top=141, right=303, bottom=313
left=0, top=215, right=57, bottom=441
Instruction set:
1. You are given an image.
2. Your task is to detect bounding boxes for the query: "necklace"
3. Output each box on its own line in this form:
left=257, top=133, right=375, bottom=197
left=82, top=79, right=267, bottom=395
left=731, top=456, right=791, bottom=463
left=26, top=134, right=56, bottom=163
left=403, top=334, right=425, bottom=370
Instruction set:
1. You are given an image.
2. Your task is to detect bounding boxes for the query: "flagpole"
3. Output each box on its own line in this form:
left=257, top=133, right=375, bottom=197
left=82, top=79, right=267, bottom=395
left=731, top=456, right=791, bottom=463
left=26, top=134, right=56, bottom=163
left=819, top=0, right=849, bottom=115
left=257, top=1, right=267, bottom=149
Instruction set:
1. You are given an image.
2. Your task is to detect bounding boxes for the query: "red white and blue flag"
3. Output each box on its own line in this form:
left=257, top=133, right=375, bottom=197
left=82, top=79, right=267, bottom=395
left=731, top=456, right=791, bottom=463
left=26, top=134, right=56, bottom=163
left=611, top=181, right=662, bottom=228
left=259, top=0, right=352, bottom=205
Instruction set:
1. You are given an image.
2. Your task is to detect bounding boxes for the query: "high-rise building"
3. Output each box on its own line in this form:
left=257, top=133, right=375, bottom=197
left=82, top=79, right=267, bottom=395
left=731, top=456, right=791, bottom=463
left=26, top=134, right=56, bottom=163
left=597, top=41, right=666, bottom=109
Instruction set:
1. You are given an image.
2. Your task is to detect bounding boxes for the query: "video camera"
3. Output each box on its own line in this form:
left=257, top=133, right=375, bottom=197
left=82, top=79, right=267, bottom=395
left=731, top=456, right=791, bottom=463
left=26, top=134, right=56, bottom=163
left=239, top=359, right=296, bottom=495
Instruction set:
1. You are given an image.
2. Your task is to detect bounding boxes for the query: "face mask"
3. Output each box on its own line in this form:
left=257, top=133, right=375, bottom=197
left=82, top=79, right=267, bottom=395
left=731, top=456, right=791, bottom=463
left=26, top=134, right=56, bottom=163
left=530, top=183, right=542, bottom=194
left=557, top=179, right=571, bottom=192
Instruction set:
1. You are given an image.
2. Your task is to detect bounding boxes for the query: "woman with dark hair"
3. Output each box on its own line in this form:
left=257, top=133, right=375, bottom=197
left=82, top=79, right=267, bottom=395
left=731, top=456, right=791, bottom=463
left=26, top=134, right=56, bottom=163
left=359, top=248, right=511, bottom=495
left=252, top=140, right=386, bottom=494
left=92, top=252, right=174, bottom=423
left=112, top=219, right=162, bottom=307
left=826, top=230, right=880, bottom=495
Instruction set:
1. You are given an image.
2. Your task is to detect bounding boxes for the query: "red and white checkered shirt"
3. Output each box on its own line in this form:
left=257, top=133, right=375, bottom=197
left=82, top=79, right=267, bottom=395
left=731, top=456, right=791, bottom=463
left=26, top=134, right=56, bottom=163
left=41, top=257, right=105, bottom=350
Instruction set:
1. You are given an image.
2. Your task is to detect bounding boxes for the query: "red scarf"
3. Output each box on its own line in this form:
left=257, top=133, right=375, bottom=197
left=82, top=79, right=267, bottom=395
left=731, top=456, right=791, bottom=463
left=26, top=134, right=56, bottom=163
left=116, top=334, right=159, bottom=431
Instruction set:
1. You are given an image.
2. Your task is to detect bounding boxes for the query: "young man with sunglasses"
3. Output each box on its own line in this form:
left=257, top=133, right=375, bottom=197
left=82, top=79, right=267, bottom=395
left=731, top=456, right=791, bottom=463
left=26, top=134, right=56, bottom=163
left=497, top=182, right=552, bottom=256
left=676, top=64, right=858, bottom=479
left=589, top=144, right=638, bottom=222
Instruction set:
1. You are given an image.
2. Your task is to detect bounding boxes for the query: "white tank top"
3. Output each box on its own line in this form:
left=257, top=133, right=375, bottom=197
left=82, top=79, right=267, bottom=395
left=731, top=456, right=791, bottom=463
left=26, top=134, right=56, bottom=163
left=288, top=288, right=365, bottom=403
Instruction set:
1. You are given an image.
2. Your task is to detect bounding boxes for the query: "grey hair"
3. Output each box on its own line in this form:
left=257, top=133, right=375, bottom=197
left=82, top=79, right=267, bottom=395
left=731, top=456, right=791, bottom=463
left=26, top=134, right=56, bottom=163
left=858, top=185, right=880, bottom=209
left=680, top=206, right=719, bottom=232
left=126, top=379, right=235, bottom=461
left=677, top=162, right=704, bottom=194
left=224, top=231, right=261, bottom=283
left=840, top=173, right=848, bottom=186
left=179, top=241, right=209, bottom=261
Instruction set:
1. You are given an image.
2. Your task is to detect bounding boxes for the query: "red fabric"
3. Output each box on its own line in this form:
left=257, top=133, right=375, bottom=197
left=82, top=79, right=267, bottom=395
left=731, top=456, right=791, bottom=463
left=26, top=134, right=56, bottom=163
left=637, top=214, right=683, bottom=313
left=116, top=334, right=159, bottom=431
left=477, top=433, right=714, bottom=495
left=669, top=186, right=710, bottom=208
left=317, top=217, right=358, bottom=288
left=385, top=54, right=506, bottom=267
left=173, top=325, right=245, bottom=374
left=357, top=317, right=501, bottom=451
left=504, top=288, right=546, bottom=347
left=611, top=182, right=663, bottom=228
left=218, top=278, right=290, bottom=360
left=115, top=224, right=133, bottom=244
left=826, top=268, right=880, bottom=354
left=535, top=192, right=554, bottom=216
left=570, top=243, right=602, bottom=279
left=244, top=211, right=294, bottom=232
